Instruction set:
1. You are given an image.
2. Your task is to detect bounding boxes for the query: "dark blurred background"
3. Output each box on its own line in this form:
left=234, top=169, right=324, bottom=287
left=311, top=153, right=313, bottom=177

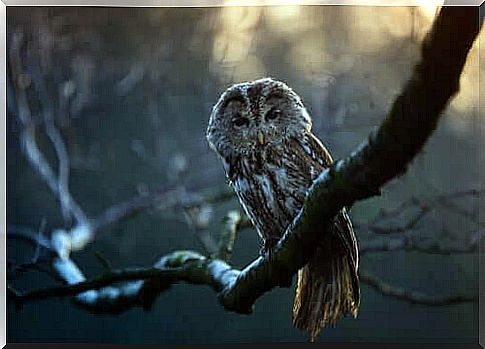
left=6, top=6, right=482, bottom=344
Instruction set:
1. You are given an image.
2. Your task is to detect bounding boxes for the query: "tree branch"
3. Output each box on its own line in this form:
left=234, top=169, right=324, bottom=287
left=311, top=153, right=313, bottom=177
left=215, top=210, right=243, bottom=262
left=216, top=7, right=482, bottom=314
left=90, top=186, right=234, bottom=237
left=7, top=207, right=247, bottom=312
left=9, top=33, right=88, bottom=225
left=360, top=230, right=483, bottom=256
left=9, top=251, right=477, bottom=311
left=9, top=30, right=236, bottom=260
left=360, top=271, right=478, bottom=306
left=356, top=188, right=483, bottom=233
left=9, top=251, right=239, bottom=314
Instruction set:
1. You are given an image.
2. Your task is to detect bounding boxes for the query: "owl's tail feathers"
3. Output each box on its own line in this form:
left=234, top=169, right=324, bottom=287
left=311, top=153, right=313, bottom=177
left=292, top=249, right=360, bottom=341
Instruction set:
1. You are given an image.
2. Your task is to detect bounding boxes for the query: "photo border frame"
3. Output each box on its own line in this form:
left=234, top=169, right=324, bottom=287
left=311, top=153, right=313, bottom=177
left=1, top=1, right=483, bottom=348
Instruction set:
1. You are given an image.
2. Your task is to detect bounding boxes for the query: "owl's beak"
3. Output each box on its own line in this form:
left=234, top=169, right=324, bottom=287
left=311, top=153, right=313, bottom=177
left=257, top=130, right=265, bottom=145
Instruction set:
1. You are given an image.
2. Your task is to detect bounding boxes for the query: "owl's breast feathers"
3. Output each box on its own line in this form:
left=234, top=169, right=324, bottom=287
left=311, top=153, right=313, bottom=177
left=230, top=132, right=332, bottom=243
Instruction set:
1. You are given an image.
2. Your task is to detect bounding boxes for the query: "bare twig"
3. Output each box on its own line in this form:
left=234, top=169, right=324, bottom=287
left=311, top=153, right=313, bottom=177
left=183, top=216, right=218, bottom=256
left=353, top=188, right=482, bottom=257
left=360, top=230, right=483, bottom=256
left=92, top=186, right=234, bottom=235
left=215, top=210, right=242, bottom=262
left=363, top=205, right=431, bottom=235
left=7, top=185, right=234, bottom=262
left=8, top=251, right=239, bottom=314
left=7, top=257, right=52, bottom=279
left=29, top=57, right=75, bottom=225
left=9, top=31, right=234, bottom=259
left=10, top=29, right=237, bottom=261
left=10, top=263, right=184, bottom=303
left=31, top=218, right=47, bottom=263
left=360, top=271, right=477, bottom=306
left=9, top=32, right=88, bottom=225
left=362, top=189, right=483, bottom=228
left=8, top=225, right=54, bottom=251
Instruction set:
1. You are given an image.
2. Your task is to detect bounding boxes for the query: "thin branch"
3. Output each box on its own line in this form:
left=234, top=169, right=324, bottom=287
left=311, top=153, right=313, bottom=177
left=29, top=57, right=76, bottom=225
left=362, top=204, right=431, bottom=235
left=434, top=194, right=479, bottom=222
left=9, top=251, right=477, bottom=311
left=31, top=219, right=47, bottom=264
left=9, top=32, right=88, bottom=225
left=91, top=186, right=234, bottom=235
left=8, top=225, right=54, bottom=251
left=215, top=210, right=242, bottom=262
left=7, top=257, right=53, bottom=280
left=11, top=264, right=184, bottom=303
left=8, top=56, right=233, bottom=256
left=7, top=185, right=234, bottom=262
left=360, top=271, right=477, bottom=306
left=360, top=230, right=483, bottom=256
left=10, top=30, right=235, bottom=258
left=362, top=188, right=483, bottom=228
left=9, top=251, right=239, bottom=314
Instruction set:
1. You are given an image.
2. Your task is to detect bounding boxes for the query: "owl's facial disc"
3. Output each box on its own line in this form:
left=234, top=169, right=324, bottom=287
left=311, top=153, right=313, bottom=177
left=206, top=78, right=313, bottom=160
left=226, top=94, right=309, bottom=153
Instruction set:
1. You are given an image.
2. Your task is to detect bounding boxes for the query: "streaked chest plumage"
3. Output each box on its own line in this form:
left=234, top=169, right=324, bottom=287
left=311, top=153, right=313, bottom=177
left=230, top=134, right=326, bottom=242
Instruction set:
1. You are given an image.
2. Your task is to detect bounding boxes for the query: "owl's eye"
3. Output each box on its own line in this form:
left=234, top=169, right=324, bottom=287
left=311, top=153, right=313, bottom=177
left=232, top=114, right=250, bottom=127
left=265, top=108, right=282, bottom=121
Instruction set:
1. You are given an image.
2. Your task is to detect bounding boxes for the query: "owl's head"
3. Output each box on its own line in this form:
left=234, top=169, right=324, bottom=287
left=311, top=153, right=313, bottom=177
left=206, top=78, right=312, bottom=160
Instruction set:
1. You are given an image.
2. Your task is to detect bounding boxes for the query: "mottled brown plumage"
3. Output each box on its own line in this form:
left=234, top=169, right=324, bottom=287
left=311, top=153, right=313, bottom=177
left=206, top=78, right=359, bottom=340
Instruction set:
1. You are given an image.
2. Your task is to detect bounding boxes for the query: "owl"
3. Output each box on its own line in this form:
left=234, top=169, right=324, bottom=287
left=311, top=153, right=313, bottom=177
left=206, top=77, right=359, bottom=340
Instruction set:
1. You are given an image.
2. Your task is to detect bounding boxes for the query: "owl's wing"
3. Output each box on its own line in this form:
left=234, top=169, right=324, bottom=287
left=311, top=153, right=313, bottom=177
left=305, top=132, right=359, bottom=270
left=303, top=132, right=334, bottom=167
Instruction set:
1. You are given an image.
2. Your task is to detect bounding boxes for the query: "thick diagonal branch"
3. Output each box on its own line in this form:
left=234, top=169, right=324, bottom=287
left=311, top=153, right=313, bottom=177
left=217, top=7, right=482, bottom=313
